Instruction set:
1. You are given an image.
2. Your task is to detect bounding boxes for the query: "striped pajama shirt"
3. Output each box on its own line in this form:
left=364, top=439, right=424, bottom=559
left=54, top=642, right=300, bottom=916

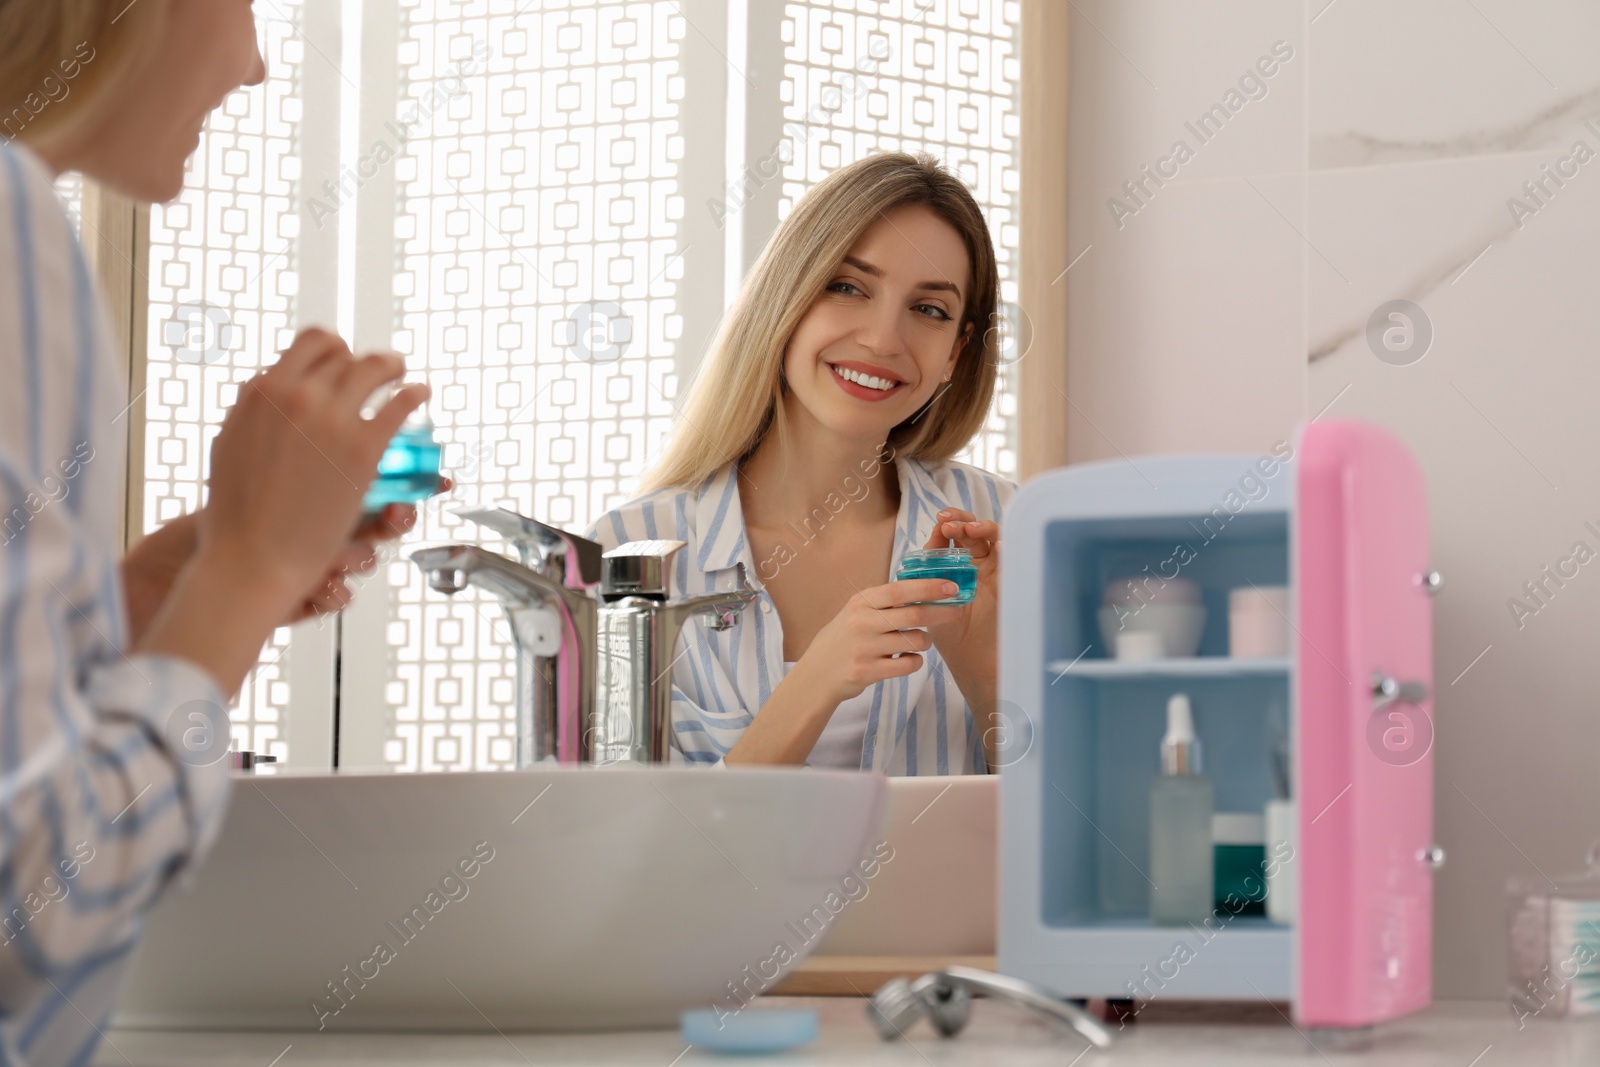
left=586, top=454, right=1015, bottom=774
left=0, top=143, right=231, bottom=1066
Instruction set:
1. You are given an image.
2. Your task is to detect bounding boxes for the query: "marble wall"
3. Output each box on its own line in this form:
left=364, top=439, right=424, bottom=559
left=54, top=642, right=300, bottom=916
left=1062, top=0, right=1600, bottom=1000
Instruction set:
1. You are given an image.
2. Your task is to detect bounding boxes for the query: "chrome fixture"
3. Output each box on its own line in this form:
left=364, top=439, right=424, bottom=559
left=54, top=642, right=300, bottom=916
left=870, top=965, right=1113, bottom=1049
left=410, top=512, right=754, bottom=765
left=411, top=508, right=601, bottom=764
left=590, top=541, right=757, bottom=764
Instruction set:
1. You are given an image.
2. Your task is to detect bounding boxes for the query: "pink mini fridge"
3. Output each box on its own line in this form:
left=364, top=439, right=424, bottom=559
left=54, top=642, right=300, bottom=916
left=997, top=419, right=1438, bottom=1029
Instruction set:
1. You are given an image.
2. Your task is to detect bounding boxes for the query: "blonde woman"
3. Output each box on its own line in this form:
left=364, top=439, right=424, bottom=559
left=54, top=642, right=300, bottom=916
left=588, top=153, right=1012, bottom=773
left=0, top=2, right=429, bottom=1060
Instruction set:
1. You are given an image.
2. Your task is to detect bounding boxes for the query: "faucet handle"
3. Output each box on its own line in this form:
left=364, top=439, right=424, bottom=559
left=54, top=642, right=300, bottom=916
left=666, top=587, right=759, bottom=632
left=454, top=506, right=603, bottom=588
left=602, top=539, right=688, bottom=599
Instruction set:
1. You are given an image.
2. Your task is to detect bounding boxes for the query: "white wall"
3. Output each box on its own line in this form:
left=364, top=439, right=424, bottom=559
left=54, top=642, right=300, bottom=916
left=1064, top=0, right=1600, bottom=999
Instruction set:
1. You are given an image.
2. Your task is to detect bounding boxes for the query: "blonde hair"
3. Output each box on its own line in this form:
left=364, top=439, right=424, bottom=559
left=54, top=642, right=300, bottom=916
left=642, top=152, right=1001, bottom=492
left=0, top=0, right=170, bottom=149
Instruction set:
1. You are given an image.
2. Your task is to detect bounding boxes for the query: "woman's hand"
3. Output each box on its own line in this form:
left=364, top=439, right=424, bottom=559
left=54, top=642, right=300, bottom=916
left=136, top=329, right=429, bottom=696
left=198, top=328, right=427, bottom=613
left=790, top=578, right=963, bottom=704
left=728, top=578, right=961, bottom=765
left=925, top=508, right=1003, bottom=770
left=281, top=503, right=420, bottom=623
left=923, top=508, right=1001, bottom=675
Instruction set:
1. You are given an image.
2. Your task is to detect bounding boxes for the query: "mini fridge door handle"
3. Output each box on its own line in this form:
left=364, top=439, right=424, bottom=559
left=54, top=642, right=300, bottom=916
left=1371, top=672, right=1429, bottom=712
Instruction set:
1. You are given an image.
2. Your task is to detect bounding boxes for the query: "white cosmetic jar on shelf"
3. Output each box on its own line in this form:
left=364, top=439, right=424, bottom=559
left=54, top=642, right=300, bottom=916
left=1099, top=576, right=1205, bottom=660
left=1229, top=585, right=1290, bottom=658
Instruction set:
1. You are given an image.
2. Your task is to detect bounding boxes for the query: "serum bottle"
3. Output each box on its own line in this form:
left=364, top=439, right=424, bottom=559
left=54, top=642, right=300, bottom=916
left=1150, top=692, right=1214, bottom=925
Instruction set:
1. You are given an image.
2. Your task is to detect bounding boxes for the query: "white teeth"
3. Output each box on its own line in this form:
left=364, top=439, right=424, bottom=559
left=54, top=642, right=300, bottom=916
left=833, top=365, right=896, bottom=391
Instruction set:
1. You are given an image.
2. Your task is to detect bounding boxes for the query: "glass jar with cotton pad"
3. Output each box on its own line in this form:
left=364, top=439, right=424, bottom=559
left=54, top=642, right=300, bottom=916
left=1508, top=839, right=1600, bottom=1021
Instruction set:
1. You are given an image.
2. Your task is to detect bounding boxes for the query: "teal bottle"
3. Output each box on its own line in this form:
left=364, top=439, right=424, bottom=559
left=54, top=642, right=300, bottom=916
left=363, top=417, right=442, bottom=512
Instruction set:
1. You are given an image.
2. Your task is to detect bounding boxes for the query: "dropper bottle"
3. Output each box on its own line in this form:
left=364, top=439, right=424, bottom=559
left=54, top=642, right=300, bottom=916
left=1149, top=692, right=1215, bottom=925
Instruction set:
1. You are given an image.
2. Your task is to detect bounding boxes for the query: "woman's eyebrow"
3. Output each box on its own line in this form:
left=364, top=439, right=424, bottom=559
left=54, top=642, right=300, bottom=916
left=841, top=255, right=884, bottom=277
left=841, top=256, right=963, bottom=298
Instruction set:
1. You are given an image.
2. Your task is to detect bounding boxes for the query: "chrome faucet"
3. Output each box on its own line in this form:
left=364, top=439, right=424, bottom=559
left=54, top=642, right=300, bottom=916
left=409, top=508, right=601, bottom=765
left=590, top=540, right=757, bottom=764
left=408, top=512, right=755, bottom=766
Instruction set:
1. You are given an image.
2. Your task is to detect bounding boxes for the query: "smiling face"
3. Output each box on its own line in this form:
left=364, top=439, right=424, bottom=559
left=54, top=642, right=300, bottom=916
left=58, top=0, right=265, bottom=202
left=781, top=203, right=974, bottom=445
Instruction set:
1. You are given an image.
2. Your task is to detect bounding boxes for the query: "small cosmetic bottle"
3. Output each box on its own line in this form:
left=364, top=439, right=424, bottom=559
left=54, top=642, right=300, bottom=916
left=363, top=417, right=443, bottom=513
left=896, top=547, right=978, bottom=605
left=1150, top=692, right=1215, bottom=925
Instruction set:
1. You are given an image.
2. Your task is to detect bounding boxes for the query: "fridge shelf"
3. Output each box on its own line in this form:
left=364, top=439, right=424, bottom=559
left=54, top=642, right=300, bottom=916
left=1046, top=656, right=1292, bottom=681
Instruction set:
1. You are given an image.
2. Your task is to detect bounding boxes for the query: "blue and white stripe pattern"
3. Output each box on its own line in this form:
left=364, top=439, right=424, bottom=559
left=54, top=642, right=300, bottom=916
left=0, top=143, right=231, bottom=1065
left=586, top=457, right=1014, bottom=774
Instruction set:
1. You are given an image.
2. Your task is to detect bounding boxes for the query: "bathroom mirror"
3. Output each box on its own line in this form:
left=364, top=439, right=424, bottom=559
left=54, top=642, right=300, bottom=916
left=81, top=0, right=1056, bottom=783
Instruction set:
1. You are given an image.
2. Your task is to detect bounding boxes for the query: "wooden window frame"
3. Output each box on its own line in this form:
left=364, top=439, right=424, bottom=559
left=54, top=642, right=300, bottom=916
left=76, top=184, right=149, bottom=552
left=1017, top=0, right=1070, bottom=481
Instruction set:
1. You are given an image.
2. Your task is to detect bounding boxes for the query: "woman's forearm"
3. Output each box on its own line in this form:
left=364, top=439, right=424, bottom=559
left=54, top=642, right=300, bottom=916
left=943, top=652, right=1000, bottom=772
left=120, top=514, right=201, bottom=648
left=724, top=660, right=842, bottom=765
left=135, top=547, right=299, bottom=697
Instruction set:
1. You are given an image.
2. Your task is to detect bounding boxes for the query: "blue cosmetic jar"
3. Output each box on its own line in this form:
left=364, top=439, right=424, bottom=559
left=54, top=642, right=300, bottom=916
left=896, top=547, right=978, bottom=605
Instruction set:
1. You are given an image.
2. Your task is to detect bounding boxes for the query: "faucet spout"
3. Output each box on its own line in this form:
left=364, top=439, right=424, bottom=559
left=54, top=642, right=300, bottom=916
left=453, top=507, right=603, bottom=590
left=664, top=587, right=760, bottom=635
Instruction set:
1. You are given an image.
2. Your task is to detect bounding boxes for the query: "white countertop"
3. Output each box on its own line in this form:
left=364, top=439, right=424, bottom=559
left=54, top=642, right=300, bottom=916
left=92, top=999, right=1598, bottom=1065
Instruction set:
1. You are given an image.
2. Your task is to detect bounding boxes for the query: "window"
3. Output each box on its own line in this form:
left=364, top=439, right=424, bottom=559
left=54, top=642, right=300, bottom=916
left=53, top=172, right=82, bottom=231
left=134, top=0, right=1021, bottom=771
left=775, top=0, right=1021, bottom=476
left=143, top=0, right=308, bottom=763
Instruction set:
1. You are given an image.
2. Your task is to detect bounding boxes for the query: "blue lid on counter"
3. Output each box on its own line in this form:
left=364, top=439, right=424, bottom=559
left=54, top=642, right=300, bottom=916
left=680, top=1007, right=819, bottom=1054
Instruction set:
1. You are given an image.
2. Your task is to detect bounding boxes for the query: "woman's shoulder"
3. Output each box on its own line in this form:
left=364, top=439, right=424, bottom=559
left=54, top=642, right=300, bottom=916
left=0, top=141, right=74, bottom=245
left=905, top=456, right=1017, bottom=520
left=584, top=482, right=702, bottom=550
left=0, top=142, right=87, bottom=328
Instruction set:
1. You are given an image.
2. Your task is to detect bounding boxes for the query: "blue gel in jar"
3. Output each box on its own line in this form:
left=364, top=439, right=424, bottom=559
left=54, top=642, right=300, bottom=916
left=896, top=547, right=978, bottom=605
left=363, top=418, right=442, bottom=513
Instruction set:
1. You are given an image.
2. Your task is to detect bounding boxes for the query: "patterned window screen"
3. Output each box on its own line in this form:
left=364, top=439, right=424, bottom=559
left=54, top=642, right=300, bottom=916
left=372, top=0, right=686, bottom=771
left=140, top=0, right=304, bottom=764
left=122, top=0, right=1019, bottom=773
left=778, top=0, right=1021, bottom=480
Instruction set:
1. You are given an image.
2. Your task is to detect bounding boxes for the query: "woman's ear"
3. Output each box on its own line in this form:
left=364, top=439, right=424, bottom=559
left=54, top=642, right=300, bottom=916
left=944, top=322, right=973, bottom=382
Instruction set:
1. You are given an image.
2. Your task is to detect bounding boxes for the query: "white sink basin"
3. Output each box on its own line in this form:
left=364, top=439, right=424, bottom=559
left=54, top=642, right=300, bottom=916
left=117, top=766, right=887, bottom=1032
